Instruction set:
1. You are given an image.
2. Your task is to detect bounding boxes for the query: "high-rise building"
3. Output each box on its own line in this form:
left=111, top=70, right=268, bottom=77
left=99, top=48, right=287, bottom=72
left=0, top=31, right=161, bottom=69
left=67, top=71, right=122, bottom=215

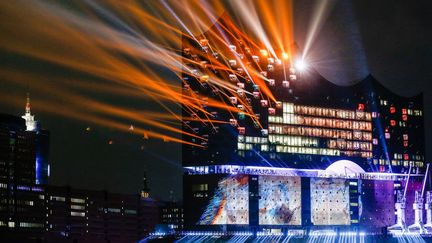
left=0, top=104, right=160, bottom=242
left=0, top=113, right=36, bottom=185
left=0, top=183, right=160, bottom=242
left=0, top=113, right=45, bottom=240
left=181, top=17, right=426, bottom=234
left=21, top=94, right=50, bottom=184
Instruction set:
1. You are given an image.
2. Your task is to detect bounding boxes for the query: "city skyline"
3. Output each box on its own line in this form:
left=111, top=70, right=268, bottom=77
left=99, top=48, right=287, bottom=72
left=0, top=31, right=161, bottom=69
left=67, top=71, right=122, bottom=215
left=1, top=0, right=432, bottom=242
left=0, top=0, right=431, bottom=203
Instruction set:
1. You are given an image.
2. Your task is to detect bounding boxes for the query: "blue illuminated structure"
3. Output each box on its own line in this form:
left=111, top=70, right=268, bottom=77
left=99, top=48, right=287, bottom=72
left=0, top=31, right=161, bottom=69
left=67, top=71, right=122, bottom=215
left=34, top=129, right=50, bottom=184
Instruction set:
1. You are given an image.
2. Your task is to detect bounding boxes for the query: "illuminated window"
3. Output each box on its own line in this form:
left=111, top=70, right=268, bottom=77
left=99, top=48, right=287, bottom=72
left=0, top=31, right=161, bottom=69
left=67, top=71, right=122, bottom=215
left=71, top=198, right=85, bottom=204
left=51, top=196, right=65, bottom=202
left=107, top=208, right=121, bottom=213
left=19, top=222, right=43, bottom=228
left=71, top=212, right=85, bottom=217
left=71, top=205, right=85, bottom=210
left=192, top=184, right=208, bottom=191
left=237, top=143, right=245, bottom=150
left=414, top=110, right=422, bottom=116
left=283, top=103, right=294, bottom=113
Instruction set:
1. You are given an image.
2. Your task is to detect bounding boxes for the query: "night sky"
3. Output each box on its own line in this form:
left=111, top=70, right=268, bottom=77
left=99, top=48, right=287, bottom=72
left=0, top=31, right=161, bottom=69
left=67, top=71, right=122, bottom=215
left=0, top=0, right=431, bottom=201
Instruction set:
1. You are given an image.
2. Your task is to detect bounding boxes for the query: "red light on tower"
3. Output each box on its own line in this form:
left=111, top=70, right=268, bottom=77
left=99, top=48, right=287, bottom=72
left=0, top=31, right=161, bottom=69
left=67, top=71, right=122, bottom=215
left=402, top=108, right=407, bottom=115
left=390, top=120, right=396, bottom=126
left=390, top=107, right=396, bottom=114
left=402, top=115, right=408, bottom=121
left=357, top=103, right=365, bottom=111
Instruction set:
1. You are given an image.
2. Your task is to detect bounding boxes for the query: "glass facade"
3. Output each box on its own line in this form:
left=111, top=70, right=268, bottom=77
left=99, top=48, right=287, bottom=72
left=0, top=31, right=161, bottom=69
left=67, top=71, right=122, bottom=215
left=181, top=16, right=426, bottom=232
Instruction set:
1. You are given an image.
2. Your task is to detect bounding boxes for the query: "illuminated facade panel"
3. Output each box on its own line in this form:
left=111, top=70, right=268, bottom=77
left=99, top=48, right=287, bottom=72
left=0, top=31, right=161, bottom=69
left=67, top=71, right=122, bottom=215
left=198, top=175, right=249, bottom=225
left=258, top=176, right=301, bottom=225
left=310, top=178, right=350, bottom=225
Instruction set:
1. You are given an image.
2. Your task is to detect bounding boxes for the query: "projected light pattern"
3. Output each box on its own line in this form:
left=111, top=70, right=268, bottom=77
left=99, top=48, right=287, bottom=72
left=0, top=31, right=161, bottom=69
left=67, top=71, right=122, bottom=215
left=258, top=175, right=301, bottom=225
left=198, top=175, right=249, bottom=225
left=0, top=0, right=297, bottom=149
left=311, top=178, right=350, bottom=225
left=181, top=15, right=424, bottom=173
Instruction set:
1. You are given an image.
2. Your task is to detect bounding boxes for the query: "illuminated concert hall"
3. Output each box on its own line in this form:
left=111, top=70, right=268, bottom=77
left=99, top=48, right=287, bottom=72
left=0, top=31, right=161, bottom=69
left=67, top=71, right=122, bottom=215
left=172, top=16, right=430, bottom=242
left=0, top=0, right=430, bottom=242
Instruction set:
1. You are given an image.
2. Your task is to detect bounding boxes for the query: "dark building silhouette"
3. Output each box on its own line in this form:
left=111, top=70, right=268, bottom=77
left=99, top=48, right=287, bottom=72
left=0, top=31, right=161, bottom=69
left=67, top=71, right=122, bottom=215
left=0, top=112, right=160, bottom=242
left=0, top=114, right=36, bottom=185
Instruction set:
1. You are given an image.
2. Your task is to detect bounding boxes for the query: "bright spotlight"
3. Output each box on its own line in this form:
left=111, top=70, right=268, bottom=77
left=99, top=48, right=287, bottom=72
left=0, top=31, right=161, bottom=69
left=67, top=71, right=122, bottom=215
left=282, top=53, right=289, bottom=60
left=294, top=59, right=307, bottom=71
